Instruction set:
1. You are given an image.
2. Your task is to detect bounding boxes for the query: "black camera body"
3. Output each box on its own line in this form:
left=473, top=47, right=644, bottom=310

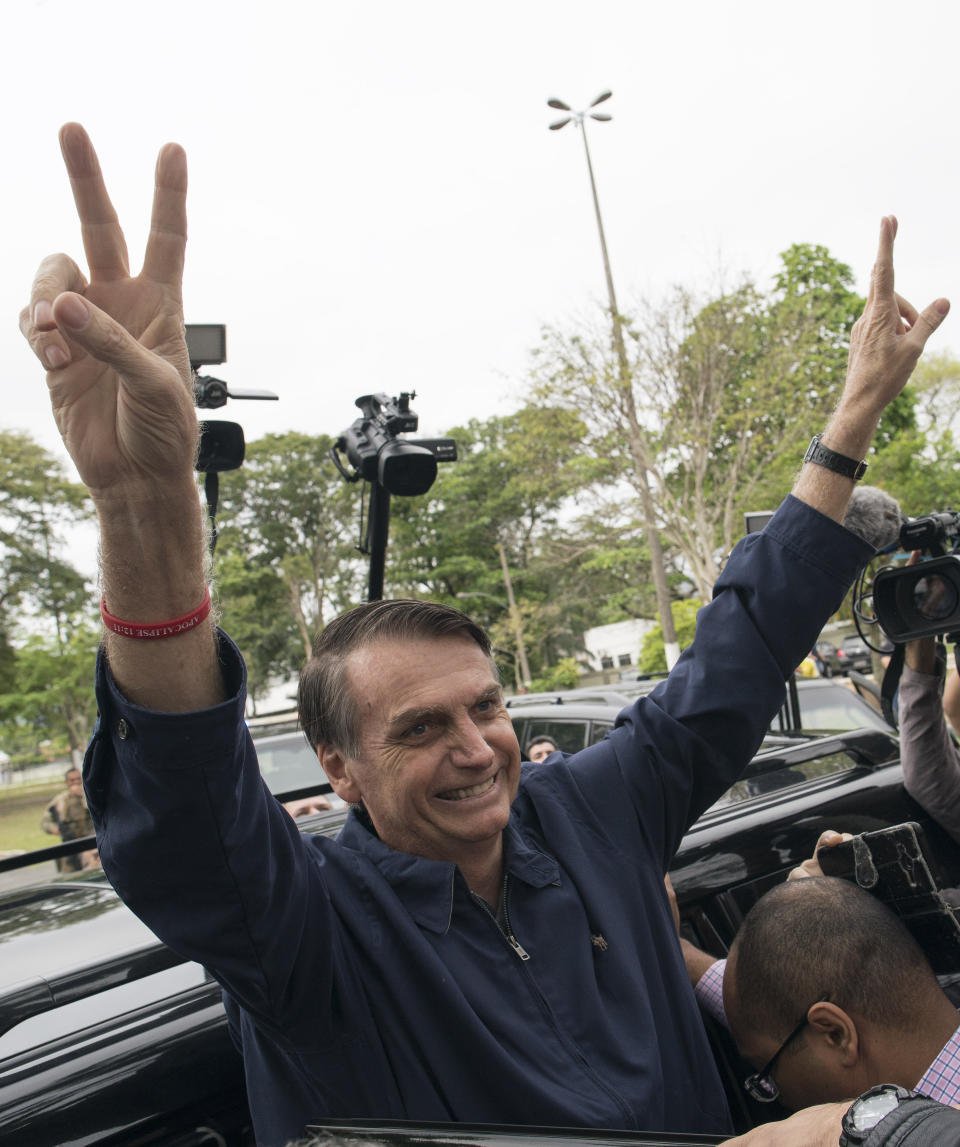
left=873, top=510, right=960, bottom=642
left=334, top=392, right=456, bottom=497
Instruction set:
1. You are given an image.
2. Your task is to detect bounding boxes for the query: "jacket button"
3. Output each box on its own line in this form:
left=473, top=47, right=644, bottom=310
left=117, top=718, right=129, bottom=741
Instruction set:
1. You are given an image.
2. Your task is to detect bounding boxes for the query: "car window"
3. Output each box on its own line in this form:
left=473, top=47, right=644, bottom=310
left=255, top=734, right=338, bottom=798
left=588, top=721, right=614, bottom=745
left=708, top=749, right=860, bottom=811
left=513, top=719, right=589, bottom=756
left=798, top=684, right=890, bottom=732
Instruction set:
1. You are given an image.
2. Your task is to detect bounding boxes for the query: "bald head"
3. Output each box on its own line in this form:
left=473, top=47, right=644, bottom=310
left=727, top=877, right=935, bottom=1047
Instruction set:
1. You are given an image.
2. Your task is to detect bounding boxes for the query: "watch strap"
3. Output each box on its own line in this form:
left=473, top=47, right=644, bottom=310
left=840, top=1084, right=920, bottom=1145
left=804, top=434, right=868, bottom=481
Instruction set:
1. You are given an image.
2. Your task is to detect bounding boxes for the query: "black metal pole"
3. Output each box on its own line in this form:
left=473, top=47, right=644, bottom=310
left=367, top=482, right=391, bottom=601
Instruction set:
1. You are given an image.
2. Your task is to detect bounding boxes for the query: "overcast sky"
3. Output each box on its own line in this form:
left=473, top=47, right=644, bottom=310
left=5, top=0, right=959, bottom=498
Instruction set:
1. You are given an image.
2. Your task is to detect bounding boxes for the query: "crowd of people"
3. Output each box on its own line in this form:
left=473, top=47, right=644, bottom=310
left=18, top=122, right=960, bottom=1147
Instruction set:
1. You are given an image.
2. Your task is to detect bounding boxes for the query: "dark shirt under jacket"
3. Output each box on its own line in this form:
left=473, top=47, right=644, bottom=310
left=83, top=495, right=873, bottom=1147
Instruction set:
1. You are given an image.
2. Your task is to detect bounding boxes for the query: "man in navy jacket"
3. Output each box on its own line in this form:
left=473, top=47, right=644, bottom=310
left=20, top=123, right=949, bottom=1147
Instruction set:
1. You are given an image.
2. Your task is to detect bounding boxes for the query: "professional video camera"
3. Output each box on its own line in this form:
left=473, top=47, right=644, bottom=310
left=331, top=392, right=456, bottom=496
left=331, top=392, right=457, bottom=600
left=871, top=510, right=960, bottom=643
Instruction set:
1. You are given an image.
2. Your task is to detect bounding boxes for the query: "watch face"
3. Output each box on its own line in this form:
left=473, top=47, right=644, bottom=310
left=850, top=1088, right=903, bottom=1131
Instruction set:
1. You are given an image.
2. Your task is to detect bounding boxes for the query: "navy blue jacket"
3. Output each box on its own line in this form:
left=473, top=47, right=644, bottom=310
left=83, top=496, right=873, bottom=1147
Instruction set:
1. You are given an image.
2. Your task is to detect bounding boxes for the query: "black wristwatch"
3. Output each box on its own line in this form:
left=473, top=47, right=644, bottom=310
left=839, top=1084, right=920, bottom=1144
left=804, top=434, right=868, bottom=481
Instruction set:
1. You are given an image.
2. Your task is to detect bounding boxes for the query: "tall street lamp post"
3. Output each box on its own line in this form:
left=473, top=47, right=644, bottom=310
left=547, top=92, right=680, bottom=669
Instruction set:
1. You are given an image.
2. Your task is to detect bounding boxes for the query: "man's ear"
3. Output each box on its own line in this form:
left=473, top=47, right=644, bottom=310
left=807, top=1001, right=860, bottom=1068
left=317, top=743, right=362, bottom=804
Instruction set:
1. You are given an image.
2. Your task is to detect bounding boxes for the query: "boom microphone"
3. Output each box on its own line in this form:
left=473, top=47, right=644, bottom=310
left=842, top=486, right=904, bottom=551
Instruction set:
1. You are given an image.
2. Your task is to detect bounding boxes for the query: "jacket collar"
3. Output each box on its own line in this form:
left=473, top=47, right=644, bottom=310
left=337, top=808, right=560, bottom=934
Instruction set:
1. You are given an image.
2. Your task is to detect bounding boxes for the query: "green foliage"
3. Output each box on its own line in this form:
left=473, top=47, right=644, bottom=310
left=639, top=599, right=703, bottom=674
left=869, top=428, right=960, bottom=516
left=0, top=430, right=93, bottom=636
left=214, top=432, right=365, bottom=699
left=531, top=243, right=865, bottom=599
left=0, top=431, right=98, bottom=761
left=214, top=553, right=304, bottom=710
left=528, top=658, right=581, bottom=694
left=0, top=624, right=100, bottom=762
left=388, top=404, right=652, bottom=683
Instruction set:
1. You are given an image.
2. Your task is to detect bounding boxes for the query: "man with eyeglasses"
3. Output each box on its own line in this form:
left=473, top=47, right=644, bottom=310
left=690, top=875, right=960, bottom=1145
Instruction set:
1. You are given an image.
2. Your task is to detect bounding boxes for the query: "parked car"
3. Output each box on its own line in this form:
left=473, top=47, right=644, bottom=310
left=508, top=677, right=892, bottom=758
left=839, top=633, right=874, bottom=673
left=4, top=686, right=951, bottom=1145
left=813, top=635, right=874, bottom=677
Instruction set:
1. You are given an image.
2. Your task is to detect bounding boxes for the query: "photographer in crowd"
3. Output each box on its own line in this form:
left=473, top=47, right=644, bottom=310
left=899, top=632, right=960, bottom=844
left=19, top=123, right=949, bottom=1147
left=680, top=850, right=960, bottom=1145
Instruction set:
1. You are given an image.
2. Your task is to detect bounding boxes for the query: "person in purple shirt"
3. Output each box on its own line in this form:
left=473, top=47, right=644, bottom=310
left=19, top=123, right=949, bottom=1147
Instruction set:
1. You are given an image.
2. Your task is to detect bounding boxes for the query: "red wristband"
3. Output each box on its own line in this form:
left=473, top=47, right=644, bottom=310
left=100, top=587, right=212, bottom=640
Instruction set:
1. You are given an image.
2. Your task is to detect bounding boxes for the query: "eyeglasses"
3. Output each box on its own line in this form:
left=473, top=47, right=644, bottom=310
left=743, top=994, right=830, bottom=1103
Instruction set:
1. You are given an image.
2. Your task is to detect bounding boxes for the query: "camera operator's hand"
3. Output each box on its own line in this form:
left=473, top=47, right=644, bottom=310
left=786, top=828, right=853, bottom=881
left=902, top=553, right=940, bottom=675
left=19, top=124, right=222, bottom=712
left=19, top=124, right=195, bottom=499
left=794, top=217, right=949, bottom=525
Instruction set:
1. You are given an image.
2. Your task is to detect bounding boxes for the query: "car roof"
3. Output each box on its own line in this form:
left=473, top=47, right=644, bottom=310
left=0, top=878, right=161, bottom=986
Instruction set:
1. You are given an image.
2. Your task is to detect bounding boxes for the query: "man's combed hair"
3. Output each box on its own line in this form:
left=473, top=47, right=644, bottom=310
left=298, top=598, right=493, bottom=756
left=729, top=876, right=936, bottom=1041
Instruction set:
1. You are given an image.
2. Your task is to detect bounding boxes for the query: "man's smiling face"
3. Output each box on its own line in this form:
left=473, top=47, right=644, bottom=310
left=322, top=634, right=522, bottom=868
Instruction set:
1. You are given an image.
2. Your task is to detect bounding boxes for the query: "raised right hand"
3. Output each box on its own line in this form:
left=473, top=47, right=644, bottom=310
left=19, top=123, right=195, bottom=500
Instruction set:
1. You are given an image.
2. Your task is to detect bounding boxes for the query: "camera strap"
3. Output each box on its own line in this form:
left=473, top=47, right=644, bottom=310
left=881, top=643, right=905, bottom=729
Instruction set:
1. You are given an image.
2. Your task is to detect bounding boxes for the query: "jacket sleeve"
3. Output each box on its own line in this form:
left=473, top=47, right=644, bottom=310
left=566, top=495, right=875, bottom=865
left=82, top=630, right=340, bottom=1045
left=899, top=664, right=960, bottom=844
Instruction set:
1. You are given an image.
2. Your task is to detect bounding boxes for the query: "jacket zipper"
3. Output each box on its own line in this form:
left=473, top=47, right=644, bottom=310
left=471, top=874, right=530, bottom=960
left=470, top=873, right=633, bottom=1124
left=500, top=871, right=530, bottom=961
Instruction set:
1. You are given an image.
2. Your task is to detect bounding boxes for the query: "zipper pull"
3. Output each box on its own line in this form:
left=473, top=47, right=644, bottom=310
left=507, top=933, right=531, bottom=961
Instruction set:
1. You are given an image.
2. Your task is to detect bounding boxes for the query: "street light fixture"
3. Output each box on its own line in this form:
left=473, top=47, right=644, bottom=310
left=546, top=91, right=680, bottom=669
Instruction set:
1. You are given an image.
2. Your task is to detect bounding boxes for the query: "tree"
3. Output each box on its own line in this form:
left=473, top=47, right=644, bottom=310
left=214, top=432, right=364, bottom=699
left=213, top=552, right=305, bottom=712
left=532, top=244, right=864, bottom=599
left=0, top=431, right=98, bottom=762
left=387, top=405, right=634, bottom=684
left=910, top=350, right=960, bottom=436
left=639, top=600, right=703, bottom=674
left=0, top=430, right=93, bottom=639
left=0, top=624, right=100, bottom=766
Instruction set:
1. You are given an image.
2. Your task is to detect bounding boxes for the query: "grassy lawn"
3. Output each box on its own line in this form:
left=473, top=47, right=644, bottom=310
left=0, top=782, right=66, bottom=854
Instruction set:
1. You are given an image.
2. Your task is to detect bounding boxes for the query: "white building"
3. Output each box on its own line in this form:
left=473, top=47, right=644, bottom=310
left=582, top=618, right=657, bottom=675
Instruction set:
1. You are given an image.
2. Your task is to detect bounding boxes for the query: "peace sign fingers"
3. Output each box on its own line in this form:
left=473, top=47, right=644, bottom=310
left=59, top=123, right=130, bottom=283
left=142, top=142, right=188, bottom=291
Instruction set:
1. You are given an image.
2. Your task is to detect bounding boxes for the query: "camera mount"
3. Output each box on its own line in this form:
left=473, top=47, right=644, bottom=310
left=185, top=324, right=278, bottom=554
left=332, top=392, right=457, bottom=600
